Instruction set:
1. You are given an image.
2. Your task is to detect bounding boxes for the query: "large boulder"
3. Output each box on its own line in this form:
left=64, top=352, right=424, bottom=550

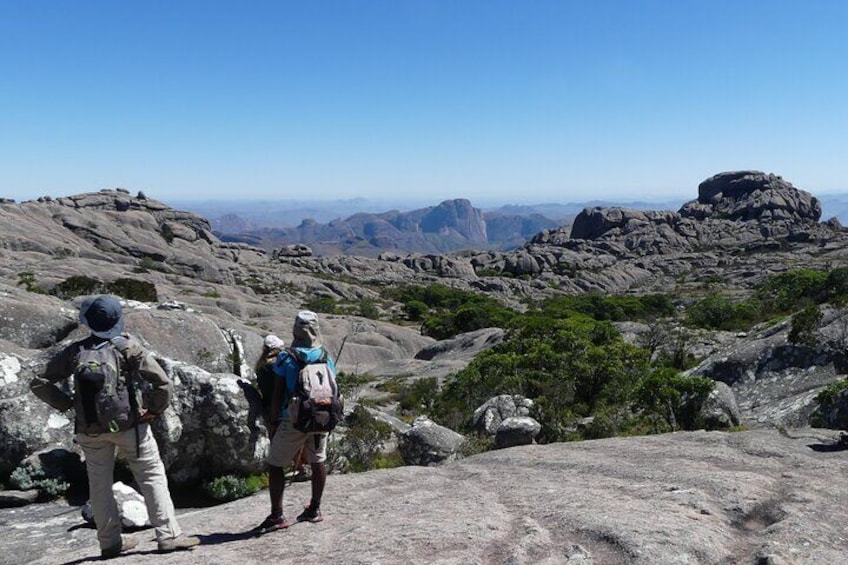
left=0, top=289, right=77, bottom=349
left=686, top=314, right=847, bottom=428
left=81, top=481, right=150, bottom=528
left=686, top=170, right=821, bottom=223
left=471, top=395, right=534, bottom=436
left=152, top=362, right=268, bottom=484
left=0, top=350, right=73, bottom=479
left=398, top=416, right=464, bottom=466
left=570, top=207, right=652, bottom=240
left=495, top=416, right=541, bottom=448
left=695, top=382, right=741, bottom=430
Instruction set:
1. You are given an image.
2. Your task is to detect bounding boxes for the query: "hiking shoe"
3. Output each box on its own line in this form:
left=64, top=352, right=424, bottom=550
left=297, top=505, right=323, bottom=523
left=101, top=535, right=139, bottom=558
left=253, top=514, right=291, bottom=533
left=158, top=534, right=201, bottom=552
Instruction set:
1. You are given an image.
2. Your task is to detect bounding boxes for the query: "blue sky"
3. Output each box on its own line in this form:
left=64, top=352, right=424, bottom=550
left=2, top=1, right=847, bottom=206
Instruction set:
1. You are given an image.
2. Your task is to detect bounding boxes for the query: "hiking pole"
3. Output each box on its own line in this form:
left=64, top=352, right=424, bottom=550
left=335, top=321, right=373, bottom=362
left=335, top=333, right=349, bottom=364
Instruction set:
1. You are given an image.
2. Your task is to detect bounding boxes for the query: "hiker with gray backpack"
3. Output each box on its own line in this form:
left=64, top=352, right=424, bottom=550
left=30, top=295, right=200, bottom=558
left=254, top=310, right=343, bottom=532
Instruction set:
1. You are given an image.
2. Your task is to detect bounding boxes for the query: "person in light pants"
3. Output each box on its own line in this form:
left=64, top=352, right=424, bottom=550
left=30, top=295, right=200, bottom=558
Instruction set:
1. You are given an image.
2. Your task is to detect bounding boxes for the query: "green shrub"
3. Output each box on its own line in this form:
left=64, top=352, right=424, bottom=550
left=788, top=304, right=823, bottom=347
left=432, top=315, right=650, bottom=442
left=826, top=267, right=848, bottom=303
left=9, top=462, right=69, bottom=500
left=107, top=278, right=158, bottom=302
left=160, top=223, right=175, bottom=243
left=395, top=377, right=439, bottom=417
left=336, top=372, right=376, bottom=397
left=204, top=474, right=263, bottom=502
left=357, top=298, right=380, bottom=320
left=685, top=294, right=759, bottom=330
left=52, top=275, right=103, bottom=299
left=372, top=450, right=405, bottom=470
left=811, top=378, right=848, bottom=428
left=539, top=293, right=675, bottom=322
left=304, top=296, right=340, bottom=314
left=16, top=272, right=44, bottom=293
left=755, top=268, right=828, bottom=313
left=459, top=434, right=495, bottom=457
left=384, top=284, right=517, bottom=339
left=403, top=299, right=429, bottom=321
left=340, top=406, right=394, bottom=473
left=632, top=368, right=714, bottom=432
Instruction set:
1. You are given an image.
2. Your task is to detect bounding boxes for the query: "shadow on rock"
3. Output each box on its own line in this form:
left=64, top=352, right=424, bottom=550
left=197, top=530, right=263, bottom=546
left=808, top=434, right=848, bottom=452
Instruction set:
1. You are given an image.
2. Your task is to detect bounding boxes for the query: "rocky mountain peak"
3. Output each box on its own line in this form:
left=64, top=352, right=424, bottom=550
left=682, top=170, right=821, bottom=222
left=420, top=199, right=487, bottom=242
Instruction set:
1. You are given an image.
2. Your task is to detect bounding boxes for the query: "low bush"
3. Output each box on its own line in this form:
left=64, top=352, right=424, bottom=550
left=383, top=283, right=517, bottom=339
left=107, top=278, right=158, bottom=302
left=16, top=271, right=44, bottom=293
left=788, top=304, right=823, bottom=347
left=632, top=368, right=715, bottom=433
left=339, top=406, right=395, bottom=473
left=538, top=293, right=676, bottom=322
left=685, top=294, right=760, bottom=330
left=204, top=473, right=266, bottom=502
left=304, top=296, right=341, bottom=315
left=52, top=275, right=102, bottom=299
left=811, top=378, right=848, bottom=428
left=9, top=462, right=69, bottom=500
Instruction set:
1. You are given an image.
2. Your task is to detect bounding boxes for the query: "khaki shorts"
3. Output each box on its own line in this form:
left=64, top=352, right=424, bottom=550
left=268, top=421, right=328, bottom=467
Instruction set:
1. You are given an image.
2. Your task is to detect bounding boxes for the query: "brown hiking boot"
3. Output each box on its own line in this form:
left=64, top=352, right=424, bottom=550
left=101, top=535, right=139, bottom=558
left=158, top=534, right=201, bottom=552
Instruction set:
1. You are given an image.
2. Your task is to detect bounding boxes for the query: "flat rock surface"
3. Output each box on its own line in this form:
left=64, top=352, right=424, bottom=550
left=3, top=428, right=848, bottom=565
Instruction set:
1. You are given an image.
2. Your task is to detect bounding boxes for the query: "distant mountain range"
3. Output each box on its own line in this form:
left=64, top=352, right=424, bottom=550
left=170, top=192, right=848, bottom=257
left=170, top=196, right=694, bottom=257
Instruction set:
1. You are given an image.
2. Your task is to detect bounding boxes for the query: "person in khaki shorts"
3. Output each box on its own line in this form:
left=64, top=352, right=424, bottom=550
left=30, top=295, right=200, bottom=558
left=254, top=310, right=338, bottom=532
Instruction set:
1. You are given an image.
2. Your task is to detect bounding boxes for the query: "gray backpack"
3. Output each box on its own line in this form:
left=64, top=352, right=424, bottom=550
left=286, top=348, right=343, bottom=433
left=74, top=336, right=137, bottom=434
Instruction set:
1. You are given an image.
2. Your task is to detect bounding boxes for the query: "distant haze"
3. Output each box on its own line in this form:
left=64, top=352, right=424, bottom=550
left=168, top=196, right=690, bottom=230
left=170, top=192, right=848, bottom=233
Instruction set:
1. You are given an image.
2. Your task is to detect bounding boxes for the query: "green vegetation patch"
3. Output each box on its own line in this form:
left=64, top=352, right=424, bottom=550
left=382, top=283, right=517, bottom=339
left=537, top=292, right=676, bottom=322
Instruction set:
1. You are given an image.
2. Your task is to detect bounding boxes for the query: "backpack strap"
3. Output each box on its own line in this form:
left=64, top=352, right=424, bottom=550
left=109, top=335, right=142, bottom=457
left=287, top=346, right=327, bottom=366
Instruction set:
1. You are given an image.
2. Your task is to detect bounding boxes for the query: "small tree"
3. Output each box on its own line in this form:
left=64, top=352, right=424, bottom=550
left=788, top=304, right=823, bottom=347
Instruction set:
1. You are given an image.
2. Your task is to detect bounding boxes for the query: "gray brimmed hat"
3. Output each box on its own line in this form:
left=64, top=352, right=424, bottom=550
left=79, top=295, right=125, bottom=339
left=292, top=310, right=322, bottom=348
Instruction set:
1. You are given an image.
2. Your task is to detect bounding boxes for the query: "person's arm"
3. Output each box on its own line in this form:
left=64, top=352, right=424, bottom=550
left=30, top=346, right=75, bottom=411
left=268, top=353, right=290, bottom=436
left=126, top=339, right=173, bottom=416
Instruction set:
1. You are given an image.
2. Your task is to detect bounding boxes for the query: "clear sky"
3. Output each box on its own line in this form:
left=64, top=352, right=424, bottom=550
left=2, top=1, right=847, bottom=206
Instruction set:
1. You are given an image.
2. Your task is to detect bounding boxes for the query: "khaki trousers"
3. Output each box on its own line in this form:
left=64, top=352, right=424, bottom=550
left=76, top=423, right=181, bottom=550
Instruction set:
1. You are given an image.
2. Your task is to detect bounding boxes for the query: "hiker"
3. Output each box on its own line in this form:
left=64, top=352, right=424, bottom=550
left=255, top=310, right=341, bottom=531
left=254, top=334, right=286, bottom=424
left=29, top=295, right=200, bottom=558
left=255, top=334, right=309, bottom=481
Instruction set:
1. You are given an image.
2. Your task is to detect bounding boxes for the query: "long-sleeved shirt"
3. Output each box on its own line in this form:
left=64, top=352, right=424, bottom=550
left=30, top=333, right=173, bottom=431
